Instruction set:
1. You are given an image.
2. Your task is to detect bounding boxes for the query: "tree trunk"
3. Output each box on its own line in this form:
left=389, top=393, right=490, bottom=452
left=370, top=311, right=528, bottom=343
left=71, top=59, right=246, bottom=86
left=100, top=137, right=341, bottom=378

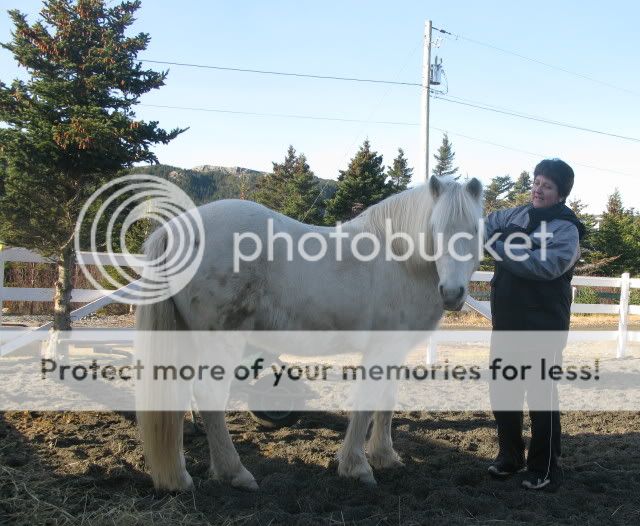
left=53, top=244, right=76, bottom=331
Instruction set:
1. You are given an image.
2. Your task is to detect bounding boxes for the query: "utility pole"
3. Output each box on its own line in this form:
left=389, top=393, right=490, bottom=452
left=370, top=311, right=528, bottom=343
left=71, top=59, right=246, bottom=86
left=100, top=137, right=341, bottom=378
left=420, top=20, right=432, bottom=181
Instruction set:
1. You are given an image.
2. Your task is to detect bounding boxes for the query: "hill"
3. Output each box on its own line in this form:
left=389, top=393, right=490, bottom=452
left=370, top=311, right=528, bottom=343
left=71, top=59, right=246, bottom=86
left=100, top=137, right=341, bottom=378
left=127, top=164, right=337, bottom=206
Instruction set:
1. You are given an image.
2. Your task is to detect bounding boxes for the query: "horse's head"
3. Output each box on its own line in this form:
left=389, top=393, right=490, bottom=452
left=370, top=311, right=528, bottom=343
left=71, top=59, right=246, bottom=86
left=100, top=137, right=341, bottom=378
left=429, top=176, right=483, bottom=311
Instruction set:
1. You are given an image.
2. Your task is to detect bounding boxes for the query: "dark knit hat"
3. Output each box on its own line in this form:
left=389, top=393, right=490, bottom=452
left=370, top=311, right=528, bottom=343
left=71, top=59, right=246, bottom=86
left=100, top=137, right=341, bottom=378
left=533, top=158, right=574, bottom=200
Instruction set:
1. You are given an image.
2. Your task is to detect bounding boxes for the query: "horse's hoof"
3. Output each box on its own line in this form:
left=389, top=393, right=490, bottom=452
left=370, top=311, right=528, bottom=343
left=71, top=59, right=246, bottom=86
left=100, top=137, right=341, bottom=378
left=368, top=450, right=405, bottom=470
left=337, top=459, right=377, bottom=487
left=358, top=472, right=378, bottom=487
left=231, top=467, right=259, bottom=491
left=156, top=471, right=193, bottom=492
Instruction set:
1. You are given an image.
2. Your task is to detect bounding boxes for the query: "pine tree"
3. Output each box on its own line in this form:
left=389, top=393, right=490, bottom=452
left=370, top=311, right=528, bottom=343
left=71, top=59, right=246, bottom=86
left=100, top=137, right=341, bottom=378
left=605, top=189, right=624, bottom=216
left=253, top=145, right=297, bottom=212
left=592, top=190, right=640, bottom=275
left=507, top=171, right=532, bottom=206
left=386, top=148, right=413, bottom=193
left=0, top=0, right=185, bottom=331
left=432, top=133, right=459, bottom=179
left=567, top=197, right=597, bottom=267
left=324, top=140, right=388, bottom=224
left=281, top=153, right=323, bottom=225
left=253, top=146, right=323, bottom=224
left=484, top=175, right=514, bottom=213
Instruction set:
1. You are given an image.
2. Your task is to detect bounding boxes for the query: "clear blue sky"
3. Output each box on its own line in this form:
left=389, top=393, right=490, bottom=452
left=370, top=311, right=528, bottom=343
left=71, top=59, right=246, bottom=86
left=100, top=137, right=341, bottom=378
left=1, top=0, right=639, bottom=213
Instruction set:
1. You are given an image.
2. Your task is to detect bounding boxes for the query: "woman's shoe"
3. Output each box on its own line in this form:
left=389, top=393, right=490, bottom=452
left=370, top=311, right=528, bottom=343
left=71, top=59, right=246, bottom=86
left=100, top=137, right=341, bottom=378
left=521, top=465, right=563, bottom=491
left=521, top=470, right=550, bottom=489
left=488, top=457, right=526, bottom=478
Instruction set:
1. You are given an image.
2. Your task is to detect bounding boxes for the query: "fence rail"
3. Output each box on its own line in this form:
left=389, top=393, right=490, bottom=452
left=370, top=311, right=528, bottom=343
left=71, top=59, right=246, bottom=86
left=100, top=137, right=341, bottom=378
left=0, top=247, right=638, bottom=359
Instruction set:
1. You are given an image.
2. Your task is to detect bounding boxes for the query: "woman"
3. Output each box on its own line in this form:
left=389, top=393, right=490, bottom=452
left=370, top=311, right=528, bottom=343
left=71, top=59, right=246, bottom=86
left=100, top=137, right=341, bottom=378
left=484, top=158, right=585, bottom=490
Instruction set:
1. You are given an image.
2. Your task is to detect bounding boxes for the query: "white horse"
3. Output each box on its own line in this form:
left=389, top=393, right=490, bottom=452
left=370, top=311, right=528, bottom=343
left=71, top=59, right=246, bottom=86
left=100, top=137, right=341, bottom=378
left=136, top=175, right=483, bottom=491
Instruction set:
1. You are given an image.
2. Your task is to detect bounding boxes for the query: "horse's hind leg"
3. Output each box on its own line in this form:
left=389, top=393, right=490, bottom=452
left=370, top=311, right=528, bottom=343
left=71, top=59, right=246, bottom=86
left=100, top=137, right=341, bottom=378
left=137, top=411, right=193, bottom=491
left=337, top=411, right=377, bottom=486
left=199, top=411, right=258, bottom=490
left=367, top=411, right=404, bottom=469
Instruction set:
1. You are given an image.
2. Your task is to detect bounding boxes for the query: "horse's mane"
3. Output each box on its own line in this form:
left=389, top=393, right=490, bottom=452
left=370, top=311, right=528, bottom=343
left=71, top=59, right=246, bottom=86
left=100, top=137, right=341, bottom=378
left=354, top=177, right=480, bottom=272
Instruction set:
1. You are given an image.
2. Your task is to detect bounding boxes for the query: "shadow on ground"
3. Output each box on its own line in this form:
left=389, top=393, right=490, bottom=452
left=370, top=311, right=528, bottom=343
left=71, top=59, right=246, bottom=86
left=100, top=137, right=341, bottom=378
left=0, top=411, right=639, bottom=525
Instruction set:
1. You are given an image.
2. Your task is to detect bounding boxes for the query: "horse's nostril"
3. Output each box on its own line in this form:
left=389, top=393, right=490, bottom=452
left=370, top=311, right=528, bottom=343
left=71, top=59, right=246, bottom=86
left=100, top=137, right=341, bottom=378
left=458, top=286, right=464, bottom=300
left=439, top=284, right=444, bottom=296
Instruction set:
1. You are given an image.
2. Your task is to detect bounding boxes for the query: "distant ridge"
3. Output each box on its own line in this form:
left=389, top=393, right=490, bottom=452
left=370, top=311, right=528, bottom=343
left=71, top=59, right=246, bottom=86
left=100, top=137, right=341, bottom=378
left=190, top=165, right=264, bottom=177
left=127, top=163, right=337, bottom=205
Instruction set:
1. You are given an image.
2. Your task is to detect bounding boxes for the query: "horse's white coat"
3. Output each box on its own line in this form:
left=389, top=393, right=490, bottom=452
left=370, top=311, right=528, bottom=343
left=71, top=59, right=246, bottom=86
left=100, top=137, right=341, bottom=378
left=136, top=176, right=483, bottom=491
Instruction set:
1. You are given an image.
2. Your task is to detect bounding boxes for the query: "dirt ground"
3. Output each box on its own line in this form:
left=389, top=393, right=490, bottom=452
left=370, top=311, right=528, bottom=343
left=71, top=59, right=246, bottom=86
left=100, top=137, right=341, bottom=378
left=0, top=410, right=639, bottom=525
left=1, top=313, right=639, bottom=524
left=3, top=312, right=640, bottom=329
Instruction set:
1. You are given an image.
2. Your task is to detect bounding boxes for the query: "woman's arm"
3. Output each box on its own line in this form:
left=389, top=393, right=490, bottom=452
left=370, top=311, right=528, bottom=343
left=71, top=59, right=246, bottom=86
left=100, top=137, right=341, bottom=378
left=492, top=220, right=581, bottom=280
left=484, top=206, right=525, bottom=238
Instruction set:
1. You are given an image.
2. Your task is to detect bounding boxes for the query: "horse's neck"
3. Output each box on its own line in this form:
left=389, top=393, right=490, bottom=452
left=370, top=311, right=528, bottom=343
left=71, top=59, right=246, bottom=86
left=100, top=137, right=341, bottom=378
left=356, top=187, right=434, bottom=241
left=333, top=189, right=438, bottom=276
left=340, top=214, right=373, bottom=234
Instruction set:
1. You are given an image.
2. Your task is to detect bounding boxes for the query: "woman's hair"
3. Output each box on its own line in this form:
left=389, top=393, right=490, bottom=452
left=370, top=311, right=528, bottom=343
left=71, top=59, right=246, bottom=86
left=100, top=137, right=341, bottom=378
left=533, top=158, right=574, bottom=201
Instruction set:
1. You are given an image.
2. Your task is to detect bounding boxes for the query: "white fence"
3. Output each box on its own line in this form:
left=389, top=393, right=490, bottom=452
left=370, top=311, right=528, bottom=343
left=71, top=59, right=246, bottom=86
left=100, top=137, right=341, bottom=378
left=0, top=247, right=145, bottom=356
left=455, top=271, right=639, bottom=360
left=0, top=247, right=638, bottom=358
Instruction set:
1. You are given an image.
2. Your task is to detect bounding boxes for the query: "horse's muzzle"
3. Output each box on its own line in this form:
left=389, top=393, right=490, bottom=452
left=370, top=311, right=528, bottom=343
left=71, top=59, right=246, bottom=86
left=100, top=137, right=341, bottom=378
left=439, top=285, right=465, bottom=311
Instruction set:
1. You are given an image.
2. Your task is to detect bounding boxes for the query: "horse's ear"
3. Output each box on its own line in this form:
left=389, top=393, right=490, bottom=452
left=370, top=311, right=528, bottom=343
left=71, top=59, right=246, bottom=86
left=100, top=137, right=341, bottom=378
left=429, top=176, right=442, bottom=199
left=466, top=177, right=482, bottom=200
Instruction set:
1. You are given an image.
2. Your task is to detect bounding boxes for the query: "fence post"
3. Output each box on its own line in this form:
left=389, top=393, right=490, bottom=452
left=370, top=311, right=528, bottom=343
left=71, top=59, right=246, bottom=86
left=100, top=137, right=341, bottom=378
left=0, top=246, right=4, bottom=336
left=426, top=335, right=437, bottom=365
left=617, top=272, right=630, bottom=359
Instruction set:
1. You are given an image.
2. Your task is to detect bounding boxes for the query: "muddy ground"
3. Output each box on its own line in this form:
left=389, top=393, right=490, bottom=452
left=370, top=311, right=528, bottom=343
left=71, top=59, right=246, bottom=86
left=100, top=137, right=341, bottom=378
left=0, top=410, right=639, bottom=525
left=4, top=312, right=640, bottom=330
left=1, top=314, right=638, bottom=524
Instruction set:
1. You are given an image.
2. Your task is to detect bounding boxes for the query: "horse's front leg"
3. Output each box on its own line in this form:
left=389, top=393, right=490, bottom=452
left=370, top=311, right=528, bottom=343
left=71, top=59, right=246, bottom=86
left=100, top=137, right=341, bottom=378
left=367, top=410, right=404, bottom=469
left=337, top=410, right=377, bottom=486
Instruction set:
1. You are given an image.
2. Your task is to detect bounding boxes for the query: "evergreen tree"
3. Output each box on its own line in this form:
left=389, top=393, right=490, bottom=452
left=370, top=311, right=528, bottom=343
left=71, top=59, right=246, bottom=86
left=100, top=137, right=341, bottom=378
left=432, top=133, right=459, bottom=179
left=0, top=0, right=184, bottom=331
left=386, top=148, right=413, bottom=193
left=253, top=145, right=296, bottom=211
left=507, top=171, right=532, bottom=206
left=325, top=140, right=388, bottom=224
left=484, top=175, right=514, bottom=213
left=604, top=189, right=624, bottom=216
left=567, top=197, right=598, bottom=270
left=592, top=190, right=640, bottom=275
left=253, top=146, right=322, bottom=224
left=281, top=153, right=323, bottom=225
left=568, top=198, right=597, bottom=233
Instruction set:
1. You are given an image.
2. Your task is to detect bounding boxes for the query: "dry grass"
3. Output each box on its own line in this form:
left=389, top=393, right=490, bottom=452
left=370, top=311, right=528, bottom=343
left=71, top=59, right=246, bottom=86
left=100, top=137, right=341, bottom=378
left=1, top=411, right=639, bottom=525
left=442, top=311, right=640, bottom=330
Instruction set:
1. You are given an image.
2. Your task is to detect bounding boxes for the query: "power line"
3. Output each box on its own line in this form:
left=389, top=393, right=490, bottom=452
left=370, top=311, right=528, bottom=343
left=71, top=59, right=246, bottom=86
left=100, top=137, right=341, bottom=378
left=140, top=59, right=422, bottom=87
left=140, top=59, right=639, bottom=143
left=139, top=103, right=417, bottom=126
left=138, top=102, right=636, bottom=178
left=432, top=95, right=640, bottom=143
left=301, top=38, right=424, bottom=222
left=433, top=127, right=636, bottom=177
left=432, top=26, right=640, bottom=97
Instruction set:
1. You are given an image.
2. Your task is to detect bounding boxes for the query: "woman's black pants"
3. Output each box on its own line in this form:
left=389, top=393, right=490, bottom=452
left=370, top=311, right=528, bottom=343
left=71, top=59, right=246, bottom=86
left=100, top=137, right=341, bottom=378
left=489, top=331, right=565, bottom=474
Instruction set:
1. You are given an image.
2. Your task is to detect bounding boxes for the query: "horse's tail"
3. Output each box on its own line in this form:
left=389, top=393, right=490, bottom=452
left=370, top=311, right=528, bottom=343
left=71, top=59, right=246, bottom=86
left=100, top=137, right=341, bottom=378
left=135, top=227, right=193, bottom=491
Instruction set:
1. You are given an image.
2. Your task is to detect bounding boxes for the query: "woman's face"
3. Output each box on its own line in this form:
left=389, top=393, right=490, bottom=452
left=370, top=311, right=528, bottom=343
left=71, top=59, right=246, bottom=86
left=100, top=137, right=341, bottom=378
left=531, top=175, right=562, bottom=208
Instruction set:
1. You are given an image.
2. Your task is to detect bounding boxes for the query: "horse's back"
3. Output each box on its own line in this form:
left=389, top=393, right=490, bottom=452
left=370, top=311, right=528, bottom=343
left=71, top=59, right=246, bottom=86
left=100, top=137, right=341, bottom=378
left=170, top=197, right=445, bottom=332
left=170, top=199, right=322, bottom=331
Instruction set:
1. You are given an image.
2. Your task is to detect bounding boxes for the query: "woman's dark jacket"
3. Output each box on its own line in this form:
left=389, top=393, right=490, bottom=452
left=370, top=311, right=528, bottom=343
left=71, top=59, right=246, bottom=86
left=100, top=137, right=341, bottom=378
left=485, top=203, right=586, bottom=331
